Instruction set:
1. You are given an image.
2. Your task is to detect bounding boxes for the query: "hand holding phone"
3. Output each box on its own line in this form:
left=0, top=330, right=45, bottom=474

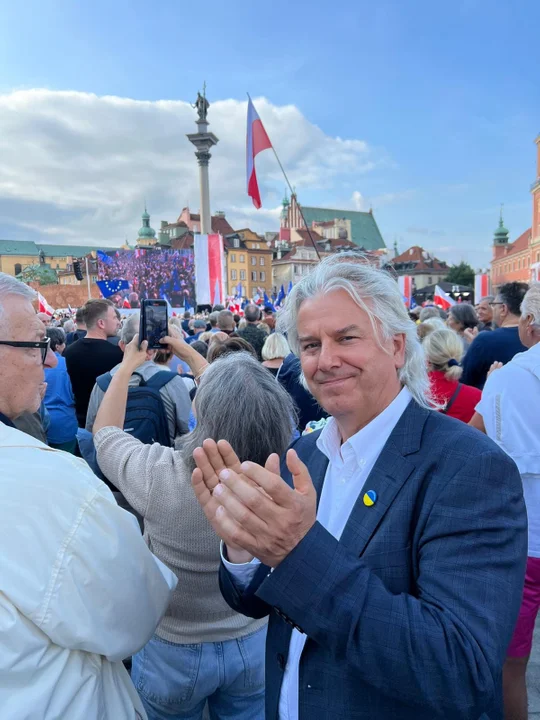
left=139, top=299, right=168, bottom=350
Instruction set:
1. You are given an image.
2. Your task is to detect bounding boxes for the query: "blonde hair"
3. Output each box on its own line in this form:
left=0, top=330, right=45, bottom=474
left=258, top=322, right=271, bottom=335
left=262, top=332, right=291, bottom=361
left=423, top=329, right=464, bottom=381
left=199, top=331, right=213, bottom=345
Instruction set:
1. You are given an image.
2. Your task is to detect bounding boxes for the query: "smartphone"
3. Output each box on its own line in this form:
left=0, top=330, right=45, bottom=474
left=139, top=299, right=168, bottom=350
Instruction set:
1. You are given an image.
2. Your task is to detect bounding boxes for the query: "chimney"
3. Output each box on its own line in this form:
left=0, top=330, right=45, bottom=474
left=214, top=211, right=226, bottom=218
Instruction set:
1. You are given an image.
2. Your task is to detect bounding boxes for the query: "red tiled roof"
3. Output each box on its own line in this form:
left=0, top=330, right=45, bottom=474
left=294, top=229, right=325, bottom=246
left=187, top=213, right=235, bottom=236
left=392, top=245, right=447, bottom=272
left=495, top=228, right=532, bottom=260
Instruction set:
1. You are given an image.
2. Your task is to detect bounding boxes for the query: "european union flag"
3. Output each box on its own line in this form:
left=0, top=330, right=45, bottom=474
left=410, top=297, right=418, bottom=310
left=276, top=284, right=285, bottom=307
left=97, top=250, right=113, bottom=266
left=263, top=292, right=275, bottom=311
left=96, top=279, right=129, bottom=298
left=287, top=281, right=293, bottom=294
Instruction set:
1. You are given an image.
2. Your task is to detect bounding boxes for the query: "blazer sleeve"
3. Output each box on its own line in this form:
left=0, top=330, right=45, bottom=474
left=219, top=559, right=273, bottom=620
left=254, top=447, right=527, bottom=718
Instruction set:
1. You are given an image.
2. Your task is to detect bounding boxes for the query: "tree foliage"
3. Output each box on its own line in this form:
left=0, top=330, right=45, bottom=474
left=17, top=264, right=59, bottom=286
left=444, top=262, right=474, bottom=288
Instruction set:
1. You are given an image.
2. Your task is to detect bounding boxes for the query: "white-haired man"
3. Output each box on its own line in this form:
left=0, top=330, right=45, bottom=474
left=0, top=272, right=176, bottom=719
left=193, top=254, right=528, bottom=720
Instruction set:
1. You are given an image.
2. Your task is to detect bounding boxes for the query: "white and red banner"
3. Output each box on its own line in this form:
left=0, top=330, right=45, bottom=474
left=38, top=292, right=54, bottom=316
left=398, top=276, right=413, bottom=307
left=194, top=234, right=225, bottom=306
left=434, top=285, right=456, bottom=311
left=474, top=274, right=490, bottom=301
left=531, top=263, right=540, bottom=283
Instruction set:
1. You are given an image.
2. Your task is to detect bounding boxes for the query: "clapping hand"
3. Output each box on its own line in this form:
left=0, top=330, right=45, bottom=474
left=487, top=361, right=503, bottom=379
left=192, top=439, right=317, bottom=568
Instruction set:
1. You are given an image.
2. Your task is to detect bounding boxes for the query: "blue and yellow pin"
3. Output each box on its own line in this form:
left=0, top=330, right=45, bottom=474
left=363, top=490, right=378, bottom=507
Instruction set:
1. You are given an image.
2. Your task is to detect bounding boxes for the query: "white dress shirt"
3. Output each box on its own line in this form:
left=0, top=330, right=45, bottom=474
left=222, top=387, right=412, bottom=720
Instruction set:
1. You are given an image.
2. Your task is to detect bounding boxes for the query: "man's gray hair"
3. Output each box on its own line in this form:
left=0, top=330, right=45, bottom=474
left=277, top=252, right=431, bottom=408
left=0, top=272, right=37, bottom=326
left=120, top=312, right=140, bottom=345
left=521, top=283, right=540, bottom=327
left=178, top=352, right=296, bottom=472
left=419, top=306, right=441, bottom=322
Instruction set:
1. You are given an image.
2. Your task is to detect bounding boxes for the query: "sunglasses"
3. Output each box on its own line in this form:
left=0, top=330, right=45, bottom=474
left=0, top=337, right=51, bottom=365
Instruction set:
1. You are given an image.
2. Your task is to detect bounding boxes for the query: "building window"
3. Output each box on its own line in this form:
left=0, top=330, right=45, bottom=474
left=428, top=276, right=432, bottom=285
left=193, top=224, right=199, bottom=233
left=513, top=262, right=516, bottom=271
left=537, top=252, right=540, bottom=263
left=260, top=256, right=265, bottom=266
left=240, top=254, right=245, bottom=262
left=294, top=264, right=300, bottom=274
left=251, top=271, right=257, bottom=281
left=240, top=270, right=246, bottom=280
left=260, top=271, right=266, bottom=281
left=230, top=253, right=236, bottom=262
left=14, top=263, right=22, bottom=276
left=251, top=256, right=257, bottom=266
left=233, top=238, right=240, bottom=248
left=231, top=269, right=237, bottom=280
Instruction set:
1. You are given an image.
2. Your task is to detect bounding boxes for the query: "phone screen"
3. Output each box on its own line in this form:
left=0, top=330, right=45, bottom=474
left=143, top=301, right=168, bottom=349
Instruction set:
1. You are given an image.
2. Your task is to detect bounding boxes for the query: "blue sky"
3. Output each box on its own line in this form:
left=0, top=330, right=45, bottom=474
left=0, top=0, right=538, bottom=268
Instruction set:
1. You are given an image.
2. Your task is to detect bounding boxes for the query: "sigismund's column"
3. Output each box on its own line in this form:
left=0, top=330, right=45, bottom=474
left=186, top=85, right=219, bottom=235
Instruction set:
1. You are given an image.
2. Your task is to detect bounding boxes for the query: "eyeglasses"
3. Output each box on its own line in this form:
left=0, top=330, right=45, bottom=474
left=0, top=337, right=51, bottom=365
left=489, top=302, right=505, bottom=307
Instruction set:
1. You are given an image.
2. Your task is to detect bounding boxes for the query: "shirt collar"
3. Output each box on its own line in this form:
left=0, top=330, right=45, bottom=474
left=317, top=387, right=412, bottom=466
left=0, top=412, right=15, bottom=428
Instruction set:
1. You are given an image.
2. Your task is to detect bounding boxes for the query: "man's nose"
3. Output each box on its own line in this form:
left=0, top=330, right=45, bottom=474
left=317, top=341, right=340, bottom=371
left=44, top=347, right=58, bottom=369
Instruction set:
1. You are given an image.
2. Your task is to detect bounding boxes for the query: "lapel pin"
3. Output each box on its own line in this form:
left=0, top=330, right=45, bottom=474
left=363, top=490, right=377, bottom=507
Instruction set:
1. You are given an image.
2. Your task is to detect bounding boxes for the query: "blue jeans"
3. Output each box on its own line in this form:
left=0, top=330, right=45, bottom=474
left=131, top=626, right=266, bottom=720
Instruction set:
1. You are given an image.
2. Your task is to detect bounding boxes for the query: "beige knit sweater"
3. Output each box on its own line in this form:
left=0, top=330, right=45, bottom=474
left=94, top=426, right=267, bottom=644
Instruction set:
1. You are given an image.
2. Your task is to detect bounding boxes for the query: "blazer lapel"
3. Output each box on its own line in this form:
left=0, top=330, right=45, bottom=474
left=339, top=401, right=429, bottom=557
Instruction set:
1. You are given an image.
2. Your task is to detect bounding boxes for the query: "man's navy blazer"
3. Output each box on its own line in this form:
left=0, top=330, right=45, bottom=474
left=220, top=401, right=527, bottom=720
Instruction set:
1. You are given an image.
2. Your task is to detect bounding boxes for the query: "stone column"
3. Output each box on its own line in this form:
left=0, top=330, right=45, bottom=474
left=187, top=118, right=219, bottom=235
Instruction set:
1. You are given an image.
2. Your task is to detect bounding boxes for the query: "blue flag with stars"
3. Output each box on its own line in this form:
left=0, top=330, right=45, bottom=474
left=97, top=250, right=113, bottom=266
left=96, top=279, right=130, bottom=298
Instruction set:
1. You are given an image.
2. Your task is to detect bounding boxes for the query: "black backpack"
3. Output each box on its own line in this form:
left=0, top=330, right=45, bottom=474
left=96, top=371, right=177, bottom=446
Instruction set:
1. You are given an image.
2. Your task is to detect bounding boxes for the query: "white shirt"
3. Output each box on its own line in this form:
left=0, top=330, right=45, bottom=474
left=476, top=342, right=540, bottom=557
left=222, top=387, right=412, bottom=720
left=0, top=421, right=177, bottom=720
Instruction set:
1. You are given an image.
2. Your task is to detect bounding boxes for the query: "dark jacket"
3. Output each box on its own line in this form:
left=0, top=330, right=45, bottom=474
left=220, top=401, right=527, bottom=720
left=277, top=353, right=326, bottom=431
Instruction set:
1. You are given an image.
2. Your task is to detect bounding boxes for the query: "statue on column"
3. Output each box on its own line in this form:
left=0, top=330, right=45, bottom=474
left=192, top=84, right=209, bottom=122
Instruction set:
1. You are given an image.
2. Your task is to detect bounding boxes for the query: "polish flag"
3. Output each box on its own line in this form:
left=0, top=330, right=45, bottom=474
left=398, top=276, right=413, bottom=307
left=38, top=292, right=54, bottom=316
left=434, top=285, right=456, bottom=311
left=474, top=274, right=490, bottom=302
left=194, top=234, right=224, bottom=306
left=247, top=98, right=273, bottom=209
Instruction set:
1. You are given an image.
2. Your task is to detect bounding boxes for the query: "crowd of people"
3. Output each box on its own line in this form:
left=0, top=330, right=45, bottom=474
left=98, top=248, right=196, bottom=309
left=0, top=257, right=538, bottom=720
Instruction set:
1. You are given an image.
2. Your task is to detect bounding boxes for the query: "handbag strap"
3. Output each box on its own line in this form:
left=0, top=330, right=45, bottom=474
left=442, top=383, right=462, bottom=414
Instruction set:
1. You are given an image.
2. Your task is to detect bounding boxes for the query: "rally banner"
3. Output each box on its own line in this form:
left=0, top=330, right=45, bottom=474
left=474, top=274, right=490, bottom=301
left=194, top=234, right=224, bottom=306
left=398, top=276, right=413, bottom=308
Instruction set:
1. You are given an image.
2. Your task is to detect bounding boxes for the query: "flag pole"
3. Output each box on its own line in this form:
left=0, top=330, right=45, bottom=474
left=247, top=93, right=321, bottom=260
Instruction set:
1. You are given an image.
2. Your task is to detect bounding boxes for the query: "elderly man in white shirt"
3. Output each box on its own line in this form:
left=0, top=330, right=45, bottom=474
left=192, top=253, right=527, bottom=720
left=471, top=282, right=540, bottom=720
left=0, top=271, right=177, bottom=720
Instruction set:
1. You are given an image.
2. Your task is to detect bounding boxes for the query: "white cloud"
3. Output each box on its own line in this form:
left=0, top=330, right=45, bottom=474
left=351, top=188, right=415, bottom=213
left=0, top=90, right=377, bottom=246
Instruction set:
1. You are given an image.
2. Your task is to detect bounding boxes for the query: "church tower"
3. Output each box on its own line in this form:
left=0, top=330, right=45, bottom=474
left=136, top=206, right=157, bottom=248
left=492, top=206, right=510, bottom=262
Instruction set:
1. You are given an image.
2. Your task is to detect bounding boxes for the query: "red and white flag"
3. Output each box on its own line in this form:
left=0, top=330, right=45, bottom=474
left=434, top=285, right=456, bottom=311
left=246, top=98, right=273, bottom=209
left=474, top=274, right=490, bottom=301
left=194, top=234, right=225, bottom=306
left=38, top=292, right=54, bottom=316
left=398, top=276, right=413, bottom=307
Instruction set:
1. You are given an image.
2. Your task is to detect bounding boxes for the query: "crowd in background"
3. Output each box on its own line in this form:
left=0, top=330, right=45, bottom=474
left=1, top=262, right=539, bottom=720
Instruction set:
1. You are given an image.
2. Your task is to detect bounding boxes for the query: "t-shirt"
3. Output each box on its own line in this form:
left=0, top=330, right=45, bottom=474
left=238, top=324, right=267, bottom=361
left=64, top=338, right=123, bottom=427
left=475, top=343, right=540, bottom=557
left=428, top=370, right=481, bottom=424
left=460, top=326, right=526, bottom=390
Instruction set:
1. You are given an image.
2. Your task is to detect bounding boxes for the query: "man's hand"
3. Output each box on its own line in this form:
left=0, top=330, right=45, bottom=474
left=121, top=335, right=148, bottom=373
left=464, top=327, right=479, bottom=344
left=192, top=443, right=317, bottom=568
left=161, top=334, right=189, bottom=359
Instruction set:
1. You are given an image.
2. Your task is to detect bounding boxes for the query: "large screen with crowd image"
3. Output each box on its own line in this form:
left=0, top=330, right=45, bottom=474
left=97, top=248, right=195, bottom=310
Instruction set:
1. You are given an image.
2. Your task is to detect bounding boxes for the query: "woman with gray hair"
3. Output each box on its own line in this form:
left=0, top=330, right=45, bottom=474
left=447, top=304, right=479, bottom=351
left=92, top=336, right=296, bottom=720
